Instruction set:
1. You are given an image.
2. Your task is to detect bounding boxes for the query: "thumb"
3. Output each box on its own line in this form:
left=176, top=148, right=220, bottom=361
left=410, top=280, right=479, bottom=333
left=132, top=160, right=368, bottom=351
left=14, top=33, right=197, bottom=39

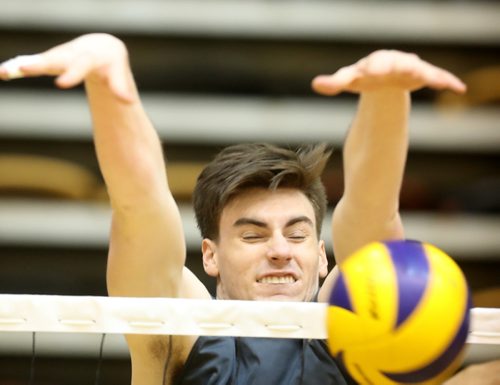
left=311, top=65, right=360, bottom=96
left=311, top=75, right=344, bottom=96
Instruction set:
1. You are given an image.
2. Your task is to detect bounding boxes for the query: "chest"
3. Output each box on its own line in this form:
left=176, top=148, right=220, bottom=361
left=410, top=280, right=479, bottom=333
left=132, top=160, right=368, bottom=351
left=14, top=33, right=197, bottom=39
left=173, top=337, right=348, bottom=385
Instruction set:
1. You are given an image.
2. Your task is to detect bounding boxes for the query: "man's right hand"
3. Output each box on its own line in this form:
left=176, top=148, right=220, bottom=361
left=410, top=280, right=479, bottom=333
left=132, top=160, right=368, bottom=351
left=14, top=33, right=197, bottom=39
left=0, top=33, right=134, bottom=102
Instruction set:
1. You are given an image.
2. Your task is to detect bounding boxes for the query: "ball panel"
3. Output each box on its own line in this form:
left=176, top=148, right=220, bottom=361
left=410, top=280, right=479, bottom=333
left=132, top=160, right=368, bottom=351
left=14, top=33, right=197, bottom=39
left=327, top=242, right=399, bottom=351
left=382, top=298, right=469, bottom=382
left=380, top=288, right=470, bottom=383
left=385, top=240, right=430, bottom=329
left=341, top=242, right=399, bottom=338
left=334, top=290, right=469, bottom=385
left=326, top=305, right=368, bottom=355
left=330, top=271, right=353, bottom=312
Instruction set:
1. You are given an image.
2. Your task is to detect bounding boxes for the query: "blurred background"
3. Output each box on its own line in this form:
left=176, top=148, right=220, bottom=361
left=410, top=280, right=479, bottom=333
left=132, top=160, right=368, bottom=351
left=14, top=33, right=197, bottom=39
left=0, top=0, right=499, bottom=383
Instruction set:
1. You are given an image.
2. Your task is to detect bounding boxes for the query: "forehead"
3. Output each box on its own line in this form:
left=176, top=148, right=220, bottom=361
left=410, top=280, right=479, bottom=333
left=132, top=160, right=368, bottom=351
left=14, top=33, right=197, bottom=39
left=220, top=188, right=316, bottom=225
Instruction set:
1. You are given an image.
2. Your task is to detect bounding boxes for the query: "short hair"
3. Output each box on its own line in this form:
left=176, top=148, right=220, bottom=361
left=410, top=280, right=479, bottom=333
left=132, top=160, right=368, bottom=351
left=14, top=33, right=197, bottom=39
left=193, top=143, right=332, bottom=240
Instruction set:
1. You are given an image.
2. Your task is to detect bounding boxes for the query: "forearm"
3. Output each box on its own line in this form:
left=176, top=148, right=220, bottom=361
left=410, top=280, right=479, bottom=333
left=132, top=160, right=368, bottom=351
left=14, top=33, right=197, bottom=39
left=332, top=89, right=408, bottom=262
left=76, top=39, right=186, bottom=297
left=87, top=76, right=187, bottom=297
left=343, top=89, right=409, bottom=216
left=85, top=73, right=169, bottom=211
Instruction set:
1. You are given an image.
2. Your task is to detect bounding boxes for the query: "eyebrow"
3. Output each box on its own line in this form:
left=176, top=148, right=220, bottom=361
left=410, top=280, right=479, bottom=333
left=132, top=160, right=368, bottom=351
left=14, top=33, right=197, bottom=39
left=233, top=216, right=314, bottom=229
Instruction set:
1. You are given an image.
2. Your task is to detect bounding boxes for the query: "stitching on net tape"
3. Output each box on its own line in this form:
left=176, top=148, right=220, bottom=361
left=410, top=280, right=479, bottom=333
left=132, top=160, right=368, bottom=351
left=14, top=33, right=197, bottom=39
left=0, top=294, right=494, bottom=343
left=0, top=294, right=327, bottom=339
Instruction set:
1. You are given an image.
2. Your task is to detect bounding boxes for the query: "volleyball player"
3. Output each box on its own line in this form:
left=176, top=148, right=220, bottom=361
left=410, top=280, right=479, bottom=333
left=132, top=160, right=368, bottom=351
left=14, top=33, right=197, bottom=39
left=3, top=34, right=494, bottom=385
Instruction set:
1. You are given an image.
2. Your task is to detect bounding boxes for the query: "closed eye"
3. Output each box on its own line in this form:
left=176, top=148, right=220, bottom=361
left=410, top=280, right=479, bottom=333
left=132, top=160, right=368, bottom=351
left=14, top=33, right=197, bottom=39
left=241, top=234, right=265, bottom=242
left=287, top=232, right=307, bottom=241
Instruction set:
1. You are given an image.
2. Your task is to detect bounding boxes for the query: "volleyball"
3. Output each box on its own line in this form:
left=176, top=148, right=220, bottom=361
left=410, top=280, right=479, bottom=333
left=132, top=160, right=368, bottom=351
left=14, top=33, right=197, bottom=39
left=326, top=240, right=471, bottom=385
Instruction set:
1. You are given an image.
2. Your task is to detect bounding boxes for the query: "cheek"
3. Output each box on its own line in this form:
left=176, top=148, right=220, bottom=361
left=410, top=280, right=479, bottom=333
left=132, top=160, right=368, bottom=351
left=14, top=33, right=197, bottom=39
left=299, top=247, right=322, bottom=272
left=218, top=246, right=253, bottom=275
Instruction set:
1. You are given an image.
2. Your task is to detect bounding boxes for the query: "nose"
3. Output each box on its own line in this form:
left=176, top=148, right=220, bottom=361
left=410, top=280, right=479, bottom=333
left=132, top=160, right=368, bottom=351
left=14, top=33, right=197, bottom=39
left=266, top=233, right=292, bottom=265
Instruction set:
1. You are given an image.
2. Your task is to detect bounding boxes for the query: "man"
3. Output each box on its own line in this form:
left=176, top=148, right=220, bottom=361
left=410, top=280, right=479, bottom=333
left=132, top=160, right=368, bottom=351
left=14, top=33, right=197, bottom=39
left=2, top=34, right=489, bottom=385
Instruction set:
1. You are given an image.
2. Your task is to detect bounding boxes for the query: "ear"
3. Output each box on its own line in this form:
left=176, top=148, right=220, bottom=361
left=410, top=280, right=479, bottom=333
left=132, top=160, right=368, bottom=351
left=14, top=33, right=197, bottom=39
left=318, top=240, right=329, bottom=279
left=202, top=238, right=219, bottom=278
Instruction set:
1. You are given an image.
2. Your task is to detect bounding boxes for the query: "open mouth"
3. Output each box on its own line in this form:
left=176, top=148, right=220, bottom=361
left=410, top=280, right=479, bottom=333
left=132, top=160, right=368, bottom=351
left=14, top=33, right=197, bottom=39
left=257, top=275, right=296, bottom=284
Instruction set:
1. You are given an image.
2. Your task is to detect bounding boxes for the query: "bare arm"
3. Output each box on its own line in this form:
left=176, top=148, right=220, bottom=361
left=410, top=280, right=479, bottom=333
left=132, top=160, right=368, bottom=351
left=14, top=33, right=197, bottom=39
left=1, top=34, right=210, bottom=384
left=0, top=33, right=196, bottom=298
left=334, top=88, right=409, bottom=258
left=312, top=50, right=466, bottom=301
left=443, top=360, right=500, bottom=385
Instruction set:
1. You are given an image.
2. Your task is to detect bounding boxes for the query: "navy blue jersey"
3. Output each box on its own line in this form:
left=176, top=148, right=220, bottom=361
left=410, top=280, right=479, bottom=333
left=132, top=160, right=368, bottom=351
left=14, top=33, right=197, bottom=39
left=173, top=336, right=349, bottom=385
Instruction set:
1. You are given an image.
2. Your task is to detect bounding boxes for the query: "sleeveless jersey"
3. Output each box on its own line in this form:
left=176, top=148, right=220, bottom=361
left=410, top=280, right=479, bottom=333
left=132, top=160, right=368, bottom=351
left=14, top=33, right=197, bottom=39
left=173, top=336, right=349, bottom=385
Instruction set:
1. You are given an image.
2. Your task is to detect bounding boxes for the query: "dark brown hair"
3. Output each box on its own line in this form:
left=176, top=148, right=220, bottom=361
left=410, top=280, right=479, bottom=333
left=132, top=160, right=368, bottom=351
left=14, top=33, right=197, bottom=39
left=193, top=143, right=332, bottom=240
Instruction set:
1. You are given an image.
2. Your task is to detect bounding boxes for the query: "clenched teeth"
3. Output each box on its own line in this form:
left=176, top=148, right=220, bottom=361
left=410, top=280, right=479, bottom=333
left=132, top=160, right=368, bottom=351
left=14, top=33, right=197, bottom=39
left=258, top=275, right=295, bottom=284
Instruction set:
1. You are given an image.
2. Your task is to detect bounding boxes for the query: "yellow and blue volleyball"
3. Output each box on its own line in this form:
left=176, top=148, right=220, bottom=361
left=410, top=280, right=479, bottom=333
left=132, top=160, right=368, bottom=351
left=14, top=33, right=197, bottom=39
left=326, top=240, right=471, bottom=385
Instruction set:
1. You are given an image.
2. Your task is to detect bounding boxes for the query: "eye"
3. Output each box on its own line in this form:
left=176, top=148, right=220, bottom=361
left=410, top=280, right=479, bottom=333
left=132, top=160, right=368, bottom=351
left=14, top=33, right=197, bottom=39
left=287, top=231, right=307, bottom=241
left=241, top=233, right=264, bottom=242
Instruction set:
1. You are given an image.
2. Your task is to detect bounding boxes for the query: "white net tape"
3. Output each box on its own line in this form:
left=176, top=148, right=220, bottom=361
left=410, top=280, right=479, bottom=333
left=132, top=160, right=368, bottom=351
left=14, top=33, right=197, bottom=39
left=0, top=294, right=326, bottom=339
left=0, top=294, right=498, bottom=344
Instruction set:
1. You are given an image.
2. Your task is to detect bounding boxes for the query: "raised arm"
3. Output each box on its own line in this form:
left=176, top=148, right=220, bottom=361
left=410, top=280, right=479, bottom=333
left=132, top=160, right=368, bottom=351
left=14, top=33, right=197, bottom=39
left=1, top=34, right=209, bottom=384
left=0, top=33, right=188, bottom=298
left=312, top=50, right=465, bottom=300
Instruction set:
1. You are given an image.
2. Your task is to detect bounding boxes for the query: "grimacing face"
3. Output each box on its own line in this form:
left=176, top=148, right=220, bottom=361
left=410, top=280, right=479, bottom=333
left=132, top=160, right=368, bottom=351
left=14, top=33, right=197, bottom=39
left=202, top=188, right=329, bottom=301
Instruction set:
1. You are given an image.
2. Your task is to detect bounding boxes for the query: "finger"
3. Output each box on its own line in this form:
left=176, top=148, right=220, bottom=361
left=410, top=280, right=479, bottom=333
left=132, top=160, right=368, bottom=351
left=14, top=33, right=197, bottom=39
left=54, top=55, right=93, bottom=89
left=311, top=65, right=360, bottom=96
left=0, top=54, right=43, bottom=80
left=435, top=69, right=467, bottom=94
left=0, top=66, right=9, bottom=81
left=12, top=50, right=74, bottom=80
left=420, top=62, right=467, bottom=94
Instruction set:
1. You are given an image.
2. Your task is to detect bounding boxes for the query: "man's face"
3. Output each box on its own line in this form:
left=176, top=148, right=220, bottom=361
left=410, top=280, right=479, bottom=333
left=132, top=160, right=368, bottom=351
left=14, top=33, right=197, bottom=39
left=202, top=188, right=328, bottom=301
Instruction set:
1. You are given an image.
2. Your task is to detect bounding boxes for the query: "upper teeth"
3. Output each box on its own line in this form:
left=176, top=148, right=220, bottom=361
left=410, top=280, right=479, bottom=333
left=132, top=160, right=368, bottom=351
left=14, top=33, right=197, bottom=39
left=258, top=276, right=295, bottom=284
